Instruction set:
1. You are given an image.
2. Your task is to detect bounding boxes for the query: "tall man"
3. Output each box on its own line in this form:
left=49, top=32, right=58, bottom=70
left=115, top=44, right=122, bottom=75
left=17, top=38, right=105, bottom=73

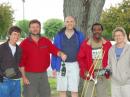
left=19, top=19, right=67, bottom=97
left=78, top=23, right=112, bottom=97
left=51, top=16, right=85, bottom=97
left=0, top=26, right=22, bottom=97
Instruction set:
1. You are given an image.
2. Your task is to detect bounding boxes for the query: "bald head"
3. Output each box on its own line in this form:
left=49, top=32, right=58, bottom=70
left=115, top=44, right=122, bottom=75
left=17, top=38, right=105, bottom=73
left=64, top=16, right=76, bottom=30
left=65, top=16, right=75, bottom=21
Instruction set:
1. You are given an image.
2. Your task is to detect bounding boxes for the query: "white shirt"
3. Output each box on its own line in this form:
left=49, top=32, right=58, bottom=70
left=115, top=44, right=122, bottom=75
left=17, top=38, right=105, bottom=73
left=9, top=43, right=16, bottom=56
left=92, top=48, right=102, bottom=59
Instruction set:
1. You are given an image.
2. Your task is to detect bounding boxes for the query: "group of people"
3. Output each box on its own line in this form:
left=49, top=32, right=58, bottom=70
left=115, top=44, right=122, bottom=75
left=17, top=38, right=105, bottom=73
left=0, top=15, right=130, bottom=97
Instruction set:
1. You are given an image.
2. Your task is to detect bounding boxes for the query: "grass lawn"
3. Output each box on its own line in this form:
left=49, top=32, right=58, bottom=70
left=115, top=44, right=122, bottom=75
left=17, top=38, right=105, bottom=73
left=49, top=77, right=59, bottom=97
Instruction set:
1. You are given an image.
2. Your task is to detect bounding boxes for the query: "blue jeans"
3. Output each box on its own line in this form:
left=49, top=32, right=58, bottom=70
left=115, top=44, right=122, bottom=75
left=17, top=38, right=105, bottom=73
left=0, top=78, right=21, bottom=97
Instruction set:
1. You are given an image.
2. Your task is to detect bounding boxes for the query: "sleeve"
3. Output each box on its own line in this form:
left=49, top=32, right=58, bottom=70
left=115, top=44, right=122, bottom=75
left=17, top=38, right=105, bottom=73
left=79, top=32, right=85, bottom=44
left=77, top=42, right=86, bottom=78
left=106, top=42, right=112, bottom=67
left=103, top=41, right=112, bottom=68
left=104, top=48, right=112, bottom=79
left=49, top=40, right=59, bottom=56
left=19, top=42, right=27, bottom=67
left=106, top=48, right=112, bottom=70
left=0, top=46, right=3, bottom=76
left=51, top=35, right=60, bottom=70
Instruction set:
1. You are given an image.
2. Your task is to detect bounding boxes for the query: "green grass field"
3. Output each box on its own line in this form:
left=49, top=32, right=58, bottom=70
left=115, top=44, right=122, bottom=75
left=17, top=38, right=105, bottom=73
left=49, top=78, right=59, bottom=97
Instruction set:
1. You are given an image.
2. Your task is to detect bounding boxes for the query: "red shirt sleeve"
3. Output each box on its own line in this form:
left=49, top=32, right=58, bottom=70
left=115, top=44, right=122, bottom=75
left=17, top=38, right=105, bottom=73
left=77, top=43, right=86, bottom=69
left=102, top=41, right=112, bottom=68
left=48, top=40, right=59, bottom=56
left=77, top=40, right=94, bottom=79
left=77, top=42, right=87, bottom=78
left=19, top=41, right=27, bottom=67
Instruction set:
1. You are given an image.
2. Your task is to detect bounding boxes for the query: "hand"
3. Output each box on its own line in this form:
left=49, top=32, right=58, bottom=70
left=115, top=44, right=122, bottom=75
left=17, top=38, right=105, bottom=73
left=22, top=76, right=30, bottom=85
left=80, top=70, right=90, bottom=80
left=52, top=70, right=57, bottom=78
left=60, top=52, right=67, bottom=61
left=104, top=69, right=111, bottom=79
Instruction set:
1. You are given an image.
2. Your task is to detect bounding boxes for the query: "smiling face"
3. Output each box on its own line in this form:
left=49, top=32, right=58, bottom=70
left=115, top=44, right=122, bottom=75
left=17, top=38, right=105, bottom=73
left=92, top=25, right=103, bottom=40
left=8, top=26, right=21, bottom=45
left=9, top=31, right=20, bottom=44
left=114, top=31, right=125, bottom=44
left=64, top=16, right=75, bottom=30
left=29, top=23, right=41, bottom=35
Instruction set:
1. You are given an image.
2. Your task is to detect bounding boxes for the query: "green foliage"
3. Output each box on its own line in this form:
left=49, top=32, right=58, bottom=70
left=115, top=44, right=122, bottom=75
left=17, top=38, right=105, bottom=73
left=16, top=19, right=29, bottom=38
left=0, top=3, right=13, bottom=39
left=49, top=78, right=57, bottom=90
left=48, top=78, right=58, bottom=96
left=43, top=19, right=64, bottom=39
left=100, top=0, right=130, bottom=40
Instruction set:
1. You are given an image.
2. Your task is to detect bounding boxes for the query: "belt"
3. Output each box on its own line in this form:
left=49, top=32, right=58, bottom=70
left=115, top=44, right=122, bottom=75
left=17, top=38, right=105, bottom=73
left=3, top=77, right=20, bottom=80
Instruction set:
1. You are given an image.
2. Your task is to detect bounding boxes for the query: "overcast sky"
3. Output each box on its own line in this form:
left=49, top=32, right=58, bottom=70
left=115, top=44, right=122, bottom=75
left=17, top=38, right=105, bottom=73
left=0, top=0, right=123, bottom=23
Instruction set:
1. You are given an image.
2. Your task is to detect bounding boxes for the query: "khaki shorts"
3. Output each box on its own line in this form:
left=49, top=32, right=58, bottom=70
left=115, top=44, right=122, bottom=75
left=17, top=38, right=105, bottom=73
left=23, top=72, right=50, bottom=97
left=57, top=61, right=80, bottom=92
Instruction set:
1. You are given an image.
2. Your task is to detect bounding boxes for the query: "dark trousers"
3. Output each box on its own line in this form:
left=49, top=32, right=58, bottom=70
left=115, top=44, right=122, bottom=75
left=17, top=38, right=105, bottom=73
left=23, top=72, right=51, bottom=97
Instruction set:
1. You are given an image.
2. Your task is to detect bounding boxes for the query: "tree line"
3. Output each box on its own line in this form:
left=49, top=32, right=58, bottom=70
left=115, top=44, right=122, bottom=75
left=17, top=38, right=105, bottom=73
left=0, top=0, right=130, bottom=41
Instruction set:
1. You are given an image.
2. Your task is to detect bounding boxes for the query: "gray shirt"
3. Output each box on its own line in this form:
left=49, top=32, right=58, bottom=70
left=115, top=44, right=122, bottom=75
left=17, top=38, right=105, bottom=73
left=108, top=43, right=130, bottom=85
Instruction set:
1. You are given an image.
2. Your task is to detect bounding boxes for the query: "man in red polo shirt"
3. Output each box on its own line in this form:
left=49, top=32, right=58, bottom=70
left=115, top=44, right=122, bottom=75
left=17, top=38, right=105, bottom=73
left=19, top=19, right=67, bottom=97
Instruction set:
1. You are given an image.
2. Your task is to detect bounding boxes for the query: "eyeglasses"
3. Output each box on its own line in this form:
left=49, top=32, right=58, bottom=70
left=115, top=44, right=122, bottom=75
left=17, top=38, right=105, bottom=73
left=114, top=35, right=124, bottom=38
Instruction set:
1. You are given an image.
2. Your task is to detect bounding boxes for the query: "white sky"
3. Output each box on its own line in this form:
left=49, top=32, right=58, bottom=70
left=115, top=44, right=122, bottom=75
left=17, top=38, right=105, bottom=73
left=0, top=0, right=123, bottom=23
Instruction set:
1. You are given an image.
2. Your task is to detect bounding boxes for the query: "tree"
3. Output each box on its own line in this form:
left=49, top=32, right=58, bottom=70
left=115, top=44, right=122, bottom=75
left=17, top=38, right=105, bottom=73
left=64, top=0, right=105, bottom=36
left=16, top=19, right=29, bottom=38
left=0, top=3, right=14, bottom=39
left=43, top=19, right=64, bottom=39
left=100, top=0, right=130, bottom=40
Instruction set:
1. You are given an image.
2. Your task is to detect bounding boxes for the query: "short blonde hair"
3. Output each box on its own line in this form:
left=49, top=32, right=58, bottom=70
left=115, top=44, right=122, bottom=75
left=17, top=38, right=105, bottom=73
left=112, top=27, right=126, bottom=38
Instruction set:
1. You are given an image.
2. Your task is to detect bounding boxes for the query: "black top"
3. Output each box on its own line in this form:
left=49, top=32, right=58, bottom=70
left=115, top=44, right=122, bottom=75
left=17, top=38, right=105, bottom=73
left=0, top=42, right=22, bottom=79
